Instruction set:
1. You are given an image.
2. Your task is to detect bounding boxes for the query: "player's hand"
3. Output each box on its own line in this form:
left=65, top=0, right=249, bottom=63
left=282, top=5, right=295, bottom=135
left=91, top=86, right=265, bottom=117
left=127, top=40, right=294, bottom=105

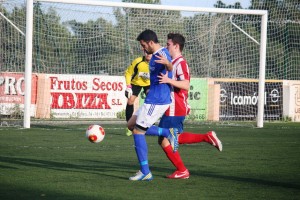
left=125, top=85, right=133, bottom=98
left=138, top=72, right=150, bottom=80
left=158, top=71, right=170, bottom=84
left=154, top=54, right=170, bottom=66
left=155, top=54, right=172, bottom=71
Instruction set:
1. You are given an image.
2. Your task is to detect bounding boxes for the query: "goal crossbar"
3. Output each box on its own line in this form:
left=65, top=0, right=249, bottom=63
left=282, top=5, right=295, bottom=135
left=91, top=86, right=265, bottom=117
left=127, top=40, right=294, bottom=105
left=39, top=0, right=267, bottom=15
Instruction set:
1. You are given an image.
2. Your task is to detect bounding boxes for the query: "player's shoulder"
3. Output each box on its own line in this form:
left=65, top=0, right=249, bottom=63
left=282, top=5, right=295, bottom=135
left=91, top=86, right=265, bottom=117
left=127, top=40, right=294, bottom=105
left=156, top=47, right=168, bottom=54
left=130, top=56, right=144, bottom=67
left=174, top=55, right=186, bottom=61
left=173, top=55, right=187, bottom=65
left=157, top=47, right=171, bottom=60
left=133, top=56, right=143, bottom=63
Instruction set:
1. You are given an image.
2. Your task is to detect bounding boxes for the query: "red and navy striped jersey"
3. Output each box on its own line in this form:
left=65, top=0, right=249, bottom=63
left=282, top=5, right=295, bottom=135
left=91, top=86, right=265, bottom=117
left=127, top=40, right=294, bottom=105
left=165, top=55, right=190, bottom=116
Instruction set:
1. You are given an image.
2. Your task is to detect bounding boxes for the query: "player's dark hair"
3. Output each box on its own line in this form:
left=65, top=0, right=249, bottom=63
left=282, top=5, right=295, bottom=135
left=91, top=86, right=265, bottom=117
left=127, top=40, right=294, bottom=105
left=167, top=33, right=185, bottom=52
left=137, top=29, right=159, bottom=43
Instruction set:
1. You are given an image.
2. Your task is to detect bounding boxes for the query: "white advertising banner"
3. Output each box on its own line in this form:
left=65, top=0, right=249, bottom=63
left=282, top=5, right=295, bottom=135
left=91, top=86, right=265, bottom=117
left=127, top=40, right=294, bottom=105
left=283, top=80, right=300, bottom=122
left=47, top=74, right=127, bottom=119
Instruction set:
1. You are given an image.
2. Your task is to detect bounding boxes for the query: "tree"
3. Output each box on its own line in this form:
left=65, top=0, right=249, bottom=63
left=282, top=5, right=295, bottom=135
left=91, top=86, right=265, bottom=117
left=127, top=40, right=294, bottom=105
left=0, top=5, right=26, bottom=72
left=33, top=2, right=73, bottom=74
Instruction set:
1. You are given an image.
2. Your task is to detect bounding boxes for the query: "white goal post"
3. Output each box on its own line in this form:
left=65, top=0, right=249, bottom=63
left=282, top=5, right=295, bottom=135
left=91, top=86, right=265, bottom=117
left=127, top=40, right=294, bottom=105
left=23, top=0, right=268, bottom=128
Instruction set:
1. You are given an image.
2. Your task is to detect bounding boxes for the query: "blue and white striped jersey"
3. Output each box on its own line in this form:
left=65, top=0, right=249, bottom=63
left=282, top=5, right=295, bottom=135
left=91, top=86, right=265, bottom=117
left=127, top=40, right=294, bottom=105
left=145, top=47, right=172, bottom=105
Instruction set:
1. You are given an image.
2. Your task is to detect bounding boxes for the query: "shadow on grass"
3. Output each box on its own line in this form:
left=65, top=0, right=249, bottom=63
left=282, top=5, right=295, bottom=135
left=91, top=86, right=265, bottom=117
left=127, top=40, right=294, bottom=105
left=0, top=156, right=131, bottom=200
left=0, top=155, right=131, bottom=180
left=189, top=169, right=300, bottom=190
left=1, top=155, right=298, bottom=191
left=30, top=124, right=85, bottom=130
left=30, top=124, right=126, bottom=136
left=0, top=182, right=120, bottom=200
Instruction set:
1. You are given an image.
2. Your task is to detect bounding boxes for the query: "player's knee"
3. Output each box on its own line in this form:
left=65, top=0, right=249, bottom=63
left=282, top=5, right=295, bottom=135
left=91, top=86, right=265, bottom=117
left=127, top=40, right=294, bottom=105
left=127, top=123, right=134, bottom=131
left=127, top=115, right=137, bottom=131
left=127, top=96, right=136, bottom=105
left=158, top=137, right=169, bottom=148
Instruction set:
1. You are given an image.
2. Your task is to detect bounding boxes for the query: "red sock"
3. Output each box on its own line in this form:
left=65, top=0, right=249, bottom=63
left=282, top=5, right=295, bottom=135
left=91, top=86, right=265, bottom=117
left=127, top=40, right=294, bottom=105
left=178, top=132, right=209, bottom=144
left=163, top=145, right=186, bottom=172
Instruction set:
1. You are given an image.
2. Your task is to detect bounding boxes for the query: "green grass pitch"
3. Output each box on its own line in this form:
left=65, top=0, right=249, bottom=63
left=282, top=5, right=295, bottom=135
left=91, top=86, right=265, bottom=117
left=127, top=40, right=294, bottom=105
left=0, top=122, right=299, bottom=200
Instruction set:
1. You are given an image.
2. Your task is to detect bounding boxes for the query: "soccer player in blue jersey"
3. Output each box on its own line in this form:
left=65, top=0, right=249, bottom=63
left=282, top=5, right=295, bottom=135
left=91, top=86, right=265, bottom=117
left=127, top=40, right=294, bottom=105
left=128, top=33, right=222, bottom=180
left=129, top=29, right=178, bottom=181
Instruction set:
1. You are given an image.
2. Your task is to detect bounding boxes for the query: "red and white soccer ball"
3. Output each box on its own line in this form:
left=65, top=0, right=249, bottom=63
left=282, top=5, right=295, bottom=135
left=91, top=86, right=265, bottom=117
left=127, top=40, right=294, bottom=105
left=86, top=125, right=105, bottom=143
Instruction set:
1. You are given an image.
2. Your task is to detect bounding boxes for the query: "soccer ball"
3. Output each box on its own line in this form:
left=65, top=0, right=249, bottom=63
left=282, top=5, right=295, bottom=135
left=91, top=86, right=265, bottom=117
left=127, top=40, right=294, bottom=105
left=86, top=124, right=105, bottom=143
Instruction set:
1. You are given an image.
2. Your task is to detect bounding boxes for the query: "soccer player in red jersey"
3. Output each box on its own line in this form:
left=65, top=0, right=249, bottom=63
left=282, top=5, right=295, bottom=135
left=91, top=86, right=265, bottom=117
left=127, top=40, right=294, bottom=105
left=155, top=33, right=223, bottom=179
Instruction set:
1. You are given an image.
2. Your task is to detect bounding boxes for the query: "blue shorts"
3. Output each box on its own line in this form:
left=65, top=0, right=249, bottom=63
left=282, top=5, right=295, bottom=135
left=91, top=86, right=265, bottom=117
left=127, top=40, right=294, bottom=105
left=158, top=115, right=185, bottom=133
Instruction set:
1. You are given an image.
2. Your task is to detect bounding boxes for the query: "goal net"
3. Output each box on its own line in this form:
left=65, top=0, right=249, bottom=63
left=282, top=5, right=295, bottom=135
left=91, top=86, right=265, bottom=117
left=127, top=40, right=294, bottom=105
left=1, top=0, right=298, bottom=128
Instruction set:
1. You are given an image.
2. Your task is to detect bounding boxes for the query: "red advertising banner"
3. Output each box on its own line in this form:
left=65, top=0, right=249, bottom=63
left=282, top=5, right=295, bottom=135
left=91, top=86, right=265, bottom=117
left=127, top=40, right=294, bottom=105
left=0, top=72, right=37, bottom=115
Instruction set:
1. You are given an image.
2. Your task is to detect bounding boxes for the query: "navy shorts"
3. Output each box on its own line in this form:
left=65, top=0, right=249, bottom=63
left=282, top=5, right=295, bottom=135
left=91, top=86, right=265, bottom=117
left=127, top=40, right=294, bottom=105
left=158, top=115, right=185, bottom=133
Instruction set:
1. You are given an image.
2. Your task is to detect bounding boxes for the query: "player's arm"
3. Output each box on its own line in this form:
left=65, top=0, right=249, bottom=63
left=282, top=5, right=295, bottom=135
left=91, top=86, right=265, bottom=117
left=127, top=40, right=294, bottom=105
left=158, top=72, right=190, bottom=91
left=154, top=54, right=173, bottom=71
left=124, top=59, right=137, bottom=86
left=124, top=67, right=133, bottom=86
left=124, top=58, right=139, bottom=98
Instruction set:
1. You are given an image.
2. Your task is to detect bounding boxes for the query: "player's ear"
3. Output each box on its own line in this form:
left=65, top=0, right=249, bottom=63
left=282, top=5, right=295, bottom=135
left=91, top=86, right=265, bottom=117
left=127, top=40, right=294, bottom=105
left=148, top=40, right=154, bottom=46
left=175, top=43, right=179, bottom=49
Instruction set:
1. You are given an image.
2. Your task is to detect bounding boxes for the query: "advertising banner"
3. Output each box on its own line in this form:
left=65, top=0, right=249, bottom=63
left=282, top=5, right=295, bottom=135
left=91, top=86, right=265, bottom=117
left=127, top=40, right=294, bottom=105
left=294, top=84, right=300, bottom=121
left=218, top=81, right=283, bottom=120
left=283, top=81, right=300, bottom=122
left=47, top=74, right=127, bottom=118
left=0, top=72, right=37, bottom=116
left=186, top=78, right=208, bottom=121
